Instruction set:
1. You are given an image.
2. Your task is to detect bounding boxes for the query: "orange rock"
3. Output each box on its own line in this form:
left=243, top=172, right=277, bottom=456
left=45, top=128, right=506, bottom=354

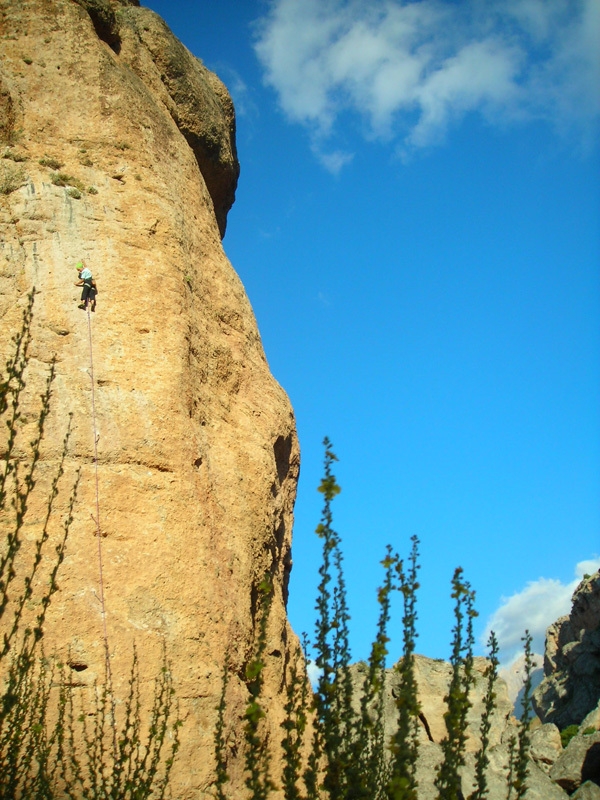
left=0, top=1, right=300, bottom=795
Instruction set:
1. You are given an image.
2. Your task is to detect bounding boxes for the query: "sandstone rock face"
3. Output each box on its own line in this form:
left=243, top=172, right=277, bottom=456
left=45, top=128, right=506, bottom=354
left=0, top=1, right=298, bottom=796
left=534, top=572, right=600, bottom=729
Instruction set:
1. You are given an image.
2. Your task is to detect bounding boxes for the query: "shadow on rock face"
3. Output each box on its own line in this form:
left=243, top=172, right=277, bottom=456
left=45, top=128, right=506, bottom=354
left=582, top=742, right=600, bottom=788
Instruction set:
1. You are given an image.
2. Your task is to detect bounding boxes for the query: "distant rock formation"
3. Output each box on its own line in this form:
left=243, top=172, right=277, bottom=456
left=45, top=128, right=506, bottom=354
left=0, top=0, right=298, bottom=796
left=534, top=572, right=600, bottom=729
left=351, top=656, right=569, bottom=799
left=500, top=651, right=544, bottom=717
left=357, top=586, right=600, bottom=799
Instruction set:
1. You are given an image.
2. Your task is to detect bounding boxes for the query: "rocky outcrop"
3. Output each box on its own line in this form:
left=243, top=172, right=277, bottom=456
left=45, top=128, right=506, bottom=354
left=0, top=0, right=296, bottom=796
left=500, top=651, right=544, bottom=715
left=529, top=723, right=563, bottom=774
left=531, top=570, right=600, bottom=796
left=352, top=646, right=600, bottom=797
left=534, top=572, right=600, bottom=729
left=550, top=731, right=600, bottom=794
left=351, top=656, right=569, bottom=799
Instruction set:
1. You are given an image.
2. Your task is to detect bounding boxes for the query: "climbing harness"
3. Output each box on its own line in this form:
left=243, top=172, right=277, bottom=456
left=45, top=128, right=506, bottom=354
left=85, top=306, right=111, bottom=674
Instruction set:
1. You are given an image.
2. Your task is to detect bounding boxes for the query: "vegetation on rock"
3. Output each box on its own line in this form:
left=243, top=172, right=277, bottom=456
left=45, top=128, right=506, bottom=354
left=215, top=439, right=536, bottom=800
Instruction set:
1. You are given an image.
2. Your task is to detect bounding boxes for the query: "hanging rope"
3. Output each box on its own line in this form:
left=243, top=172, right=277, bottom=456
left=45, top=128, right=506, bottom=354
left=85, top=306, right=111, bottom=673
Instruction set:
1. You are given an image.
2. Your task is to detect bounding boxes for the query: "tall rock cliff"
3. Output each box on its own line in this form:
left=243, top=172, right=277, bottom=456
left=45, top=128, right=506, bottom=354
left=0, top=0, right=299, bottom=795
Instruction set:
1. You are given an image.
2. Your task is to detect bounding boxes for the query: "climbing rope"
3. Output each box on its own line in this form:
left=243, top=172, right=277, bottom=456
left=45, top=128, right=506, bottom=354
left=85, top=306, right=111, bottom=673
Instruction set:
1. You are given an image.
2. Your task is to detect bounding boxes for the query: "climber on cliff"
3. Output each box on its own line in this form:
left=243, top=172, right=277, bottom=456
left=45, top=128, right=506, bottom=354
left=75, top=261, right=97, bottom=312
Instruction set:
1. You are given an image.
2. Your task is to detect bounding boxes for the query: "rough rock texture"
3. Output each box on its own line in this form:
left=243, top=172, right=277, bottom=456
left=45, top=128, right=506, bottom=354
left=409, top=741, right=567, bottom=800
left=534, top=572, right=600, bottom=729
left=0, top=1, right=297, bottom=796
left=351, top=655, right=513, bottom=753
left=582, top=701, right=600, bottom=733
left=573, top=782, right=600, bottom=800
left=351, top=655, right=569, bottom=798
left=529, top=723, right=563, bottom=774
left=550, top=732, right=600, bottom=794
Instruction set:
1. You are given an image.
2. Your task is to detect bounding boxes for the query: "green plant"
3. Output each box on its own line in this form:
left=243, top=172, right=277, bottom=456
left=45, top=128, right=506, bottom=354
left=353, top=549, right=393, bottom=797
left=583, top=726, right=596, bottom=736
left=39, top=155, right=62, bottom=170
left=281, top=638, right=310, bottom=800
left=0, top=162, right=26, bottom=195
left=506, top=631, right=533, bottom=800
left=434, top=569, right=477, bottom=800
left=560, top=725, right=579, bottom=748
left=58, top=645, right=180, bottom=800
left=213, top=440, right=532, bottom=800
left=469, top=631, right=500, bottom=800
left=2, top=148, right=27, bottom=163
left=214, top=657, right=230, bottom=800
left=87, top=186, right=98, bottom=195
left=0, top=291, right=76, bottom=795
left=50, top=172, right=84, bottom=192
left=66, top=187, right=81, bottom=199
left=387, top=536, right=421, bottom=800
left=22, top=56, right=33, bottom=65
left=244, top=575, right=275, bottom=800
left=309, top=438, right=350, bottom=800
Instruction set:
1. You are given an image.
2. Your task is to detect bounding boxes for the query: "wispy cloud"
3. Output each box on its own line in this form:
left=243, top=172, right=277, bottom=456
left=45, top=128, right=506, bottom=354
left=482, top=558, right=600, bottom=666
left=254, top=0, right=600, bottom=168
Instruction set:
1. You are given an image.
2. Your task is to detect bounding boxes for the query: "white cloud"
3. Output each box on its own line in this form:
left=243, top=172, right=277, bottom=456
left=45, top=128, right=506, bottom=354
left=306, top=659, right=322, bottom=687
left=482, top=557, right=600, bottom=666
left=313, top=145, right=354, bottom=174
left=254, top=0, right=600, bottom=164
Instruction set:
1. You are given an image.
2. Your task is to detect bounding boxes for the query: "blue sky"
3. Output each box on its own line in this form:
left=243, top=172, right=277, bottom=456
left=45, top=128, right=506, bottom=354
left=144, top=0, right=600, bottom=666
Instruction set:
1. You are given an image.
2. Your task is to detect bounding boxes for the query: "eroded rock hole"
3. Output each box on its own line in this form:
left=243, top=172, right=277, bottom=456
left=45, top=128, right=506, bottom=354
left=75, top=0, right=122, bottom=54
left=67, top=660, right=88, bottom=672
left=273, top=434, right=292, bottom=484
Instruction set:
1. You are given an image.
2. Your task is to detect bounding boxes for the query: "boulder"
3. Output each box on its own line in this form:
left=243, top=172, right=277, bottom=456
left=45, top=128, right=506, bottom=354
left=572, top=782, right=600, bottom=800
left=530, top=723, right=563, bottom=774
left=550, top=732, right=600, bottom=794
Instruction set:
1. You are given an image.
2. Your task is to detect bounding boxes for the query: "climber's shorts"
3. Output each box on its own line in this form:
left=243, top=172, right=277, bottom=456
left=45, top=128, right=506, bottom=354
left=81, top=281, right=93, bottom=303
